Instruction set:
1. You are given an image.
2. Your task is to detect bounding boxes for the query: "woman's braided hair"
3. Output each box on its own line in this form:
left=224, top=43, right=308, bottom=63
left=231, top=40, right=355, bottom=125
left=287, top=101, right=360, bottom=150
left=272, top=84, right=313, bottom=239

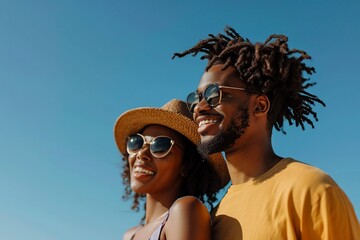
left=173, top=26, right=326, bottom=133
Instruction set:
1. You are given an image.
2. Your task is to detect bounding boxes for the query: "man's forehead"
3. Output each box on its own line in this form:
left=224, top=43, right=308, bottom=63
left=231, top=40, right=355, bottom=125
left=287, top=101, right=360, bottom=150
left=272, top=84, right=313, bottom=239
left=198, top=65, right=242, bottom=89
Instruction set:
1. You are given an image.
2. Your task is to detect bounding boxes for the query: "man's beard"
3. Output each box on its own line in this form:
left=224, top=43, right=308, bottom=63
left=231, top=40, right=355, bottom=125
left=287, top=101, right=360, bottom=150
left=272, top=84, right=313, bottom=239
left=197, top=107, right=250, bottom=157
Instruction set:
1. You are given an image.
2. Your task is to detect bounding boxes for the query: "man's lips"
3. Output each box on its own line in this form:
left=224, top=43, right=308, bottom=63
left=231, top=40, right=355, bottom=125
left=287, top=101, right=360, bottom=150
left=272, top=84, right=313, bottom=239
left=198, top=119, right=220, bottom=127
left=196, top=116, right=222, bottom=134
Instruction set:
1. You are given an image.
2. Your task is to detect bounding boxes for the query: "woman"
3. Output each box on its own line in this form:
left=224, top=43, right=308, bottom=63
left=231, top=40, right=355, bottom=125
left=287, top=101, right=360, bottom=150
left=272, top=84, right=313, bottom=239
left=114, top=99, right=229, bottom=240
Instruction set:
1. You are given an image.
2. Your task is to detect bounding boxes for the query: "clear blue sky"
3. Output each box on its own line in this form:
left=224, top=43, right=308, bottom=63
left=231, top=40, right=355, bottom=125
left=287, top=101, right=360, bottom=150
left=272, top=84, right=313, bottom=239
left=1, top=0, right=359, bottom=239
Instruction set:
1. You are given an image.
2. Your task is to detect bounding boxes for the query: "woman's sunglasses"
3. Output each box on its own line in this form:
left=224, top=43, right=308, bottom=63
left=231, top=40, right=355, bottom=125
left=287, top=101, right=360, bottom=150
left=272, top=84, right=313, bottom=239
left=186, top=83, right=260, bottom=113
left=126, top=133, right=184, bottom=159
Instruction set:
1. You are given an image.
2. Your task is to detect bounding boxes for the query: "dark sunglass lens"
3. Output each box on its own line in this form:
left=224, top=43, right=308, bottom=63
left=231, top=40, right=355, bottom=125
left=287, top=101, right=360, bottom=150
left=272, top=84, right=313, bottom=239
left=187, top=92, right=199, bottom=112
left=127, top=135, right=144, bottom=153
left=204, top=84, right=221, bottom=106
left=151, top=137, right=172, bottom=157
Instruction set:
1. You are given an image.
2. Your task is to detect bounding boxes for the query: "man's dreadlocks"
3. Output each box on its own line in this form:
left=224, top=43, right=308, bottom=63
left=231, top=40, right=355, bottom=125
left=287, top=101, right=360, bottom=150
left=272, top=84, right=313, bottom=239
left=173, top=26, right=326, bottom=133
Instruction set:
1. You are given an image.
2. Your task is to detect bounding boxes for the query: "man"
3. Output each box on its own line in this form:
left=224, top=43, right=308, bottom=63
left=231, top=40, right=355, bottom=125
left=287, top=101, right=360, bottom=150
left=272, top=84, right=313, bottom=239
left=173, top=26, right=360, bottom=239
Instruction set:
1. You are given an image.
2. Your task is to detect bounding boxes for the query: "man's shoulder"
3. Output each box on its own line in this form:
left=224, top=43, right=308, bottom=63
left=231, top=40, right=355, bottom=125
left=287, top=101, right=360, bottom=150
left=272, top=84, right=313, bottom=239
left=279, top=158, right=338, bottom=191
left=283, top=158, right=331, bottom=179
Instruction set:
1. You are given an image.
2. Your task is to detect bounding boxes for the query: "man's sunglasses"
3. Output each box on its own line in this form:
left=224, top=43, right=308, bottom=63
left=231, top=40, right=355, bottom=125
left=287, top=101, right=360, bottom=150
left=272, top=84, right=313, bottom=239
left=186, top=83, right=260, bottom=113
left=126, top=133, right=184, bottom=159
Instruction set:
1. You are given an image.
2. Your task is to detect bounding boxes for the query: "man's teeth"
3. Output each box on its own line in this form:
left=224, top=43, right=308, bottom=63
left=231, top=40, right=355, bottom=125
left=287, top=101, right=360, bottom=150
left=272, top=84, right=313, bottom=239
left=134, top=166, right=155, bottom=175
left=199, top=119, right=218, bottom=127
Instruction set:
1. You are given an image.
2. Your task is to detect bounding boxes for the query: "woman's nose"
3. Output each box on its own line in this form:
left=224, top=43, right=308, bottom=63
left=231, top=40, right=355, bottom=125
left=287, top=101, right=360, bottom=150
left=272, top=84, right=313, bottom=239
left=136, top=145, right=152, bottom=161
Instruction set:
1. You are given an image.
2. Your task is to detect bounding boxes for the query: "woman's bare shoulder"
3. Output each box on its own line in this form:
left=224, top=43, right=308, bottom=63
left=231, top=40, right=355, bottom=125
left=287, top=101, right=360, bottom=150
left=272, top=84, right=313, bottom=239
left=164, top=196, right=211, bottom=239
left=171, top=196, right=207, bottom=212
left=122, top=225, right=141, bottom=240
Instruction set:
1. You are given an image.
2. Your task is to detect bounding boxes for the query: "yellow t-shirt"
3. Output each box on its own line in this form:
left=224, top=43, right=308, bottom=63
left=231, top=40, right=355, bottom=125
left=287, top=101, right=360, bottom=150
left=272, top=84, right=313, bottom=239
left=212, top=158, right=360, bottom=240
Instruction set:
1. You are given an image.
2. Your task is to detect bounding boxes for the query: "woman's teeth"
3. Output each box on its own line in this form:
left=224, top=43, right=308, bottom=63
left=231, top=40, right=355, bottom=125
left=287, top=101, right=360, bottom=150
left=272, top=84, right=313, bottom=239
left=134, top=166, right=154, bottom=175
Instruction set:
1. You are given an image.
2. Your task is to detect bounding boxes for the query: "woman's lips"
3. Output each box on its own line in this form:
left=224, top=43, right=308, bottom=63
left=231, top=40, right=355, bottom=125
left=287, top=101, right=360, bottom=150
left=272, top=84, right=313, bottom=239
left=133, top=166, right=155, bottom=175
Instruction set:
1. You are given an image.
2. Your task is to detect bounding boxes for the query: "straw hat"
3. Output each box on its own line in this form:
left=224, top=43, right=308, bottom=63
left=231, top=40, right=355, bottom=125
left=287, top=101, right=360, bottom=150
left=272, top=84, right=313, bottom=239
left=114, top=99, right=229, bottom=189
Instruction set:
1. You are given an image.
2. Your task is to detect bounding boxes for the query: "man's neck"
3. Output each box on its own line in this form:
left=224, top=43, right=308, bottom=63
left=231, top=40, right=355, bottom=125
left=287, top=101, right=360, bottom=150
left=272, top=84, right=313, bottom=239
left=224, top=144, right=282, bottom=185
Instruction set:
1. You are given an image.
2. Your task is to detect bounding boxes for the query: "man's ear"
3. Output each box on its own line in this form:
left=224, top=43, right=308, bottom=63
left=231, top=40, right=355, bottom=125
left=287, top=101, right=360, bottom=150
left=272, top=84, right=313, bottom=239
left=253, top=95, right=270, bottom=116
